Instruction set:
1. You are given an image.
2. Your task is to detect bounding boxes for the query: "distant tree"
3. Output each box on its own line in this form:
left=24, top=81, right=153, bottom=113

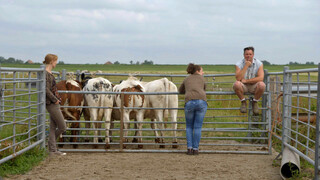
left=58, top=61, right=65, bottom=64
left=289, top=61, right=299, bottom=65
left=141, top=60, right=154, bottom=65
left=7, top=57, right=15, bottom=63
left=136, top=61, right=140, bottom=65
left=130, top=60, right=133, bottom=65
left=306, top=61, right=314, bottom=65
left=261, top=60, right=271, bottom=66
left=114, top=61, right=120, bottom=65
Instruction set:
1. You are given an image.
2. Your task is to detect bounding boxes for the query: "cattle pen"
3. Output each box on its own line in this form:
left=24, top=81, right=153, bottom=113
left=0, top=64, right=319, bottom=179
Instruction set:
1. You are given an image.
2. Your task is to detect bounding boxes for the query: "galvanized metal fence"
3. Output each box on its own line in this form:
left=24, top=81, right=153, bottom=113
left=1, top=65, right=319, bottom=178
left=268, top=65, right=320, bottom=178
left=0, top=66, right=46, bottom=164
left=56, top=71, right=271, bottom=155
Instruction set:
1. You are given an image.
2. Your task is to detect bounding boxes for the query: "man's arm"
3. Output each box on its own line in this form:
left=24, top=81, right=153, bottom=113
left=241, top=65, right=264, bottom=84
left=235, top=62, right=250, bottom=81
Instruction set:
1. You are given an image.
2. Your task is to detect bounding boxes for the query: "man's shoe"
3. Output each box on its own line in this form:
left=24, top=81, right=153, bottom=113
left=187, top=149, right=193, bottom=155
left=240, top=101, right=247, bottom=113
left=252, top=101, right=259, bottom=115
left=193, top=149, right=199, bottom=155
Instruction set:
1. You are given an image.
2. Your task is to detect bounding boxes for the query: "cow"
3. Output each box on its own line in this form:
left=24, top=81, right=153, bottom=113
left=56, top=80, right=84, bottom=148
left=113, top=76, right=146, bottom=148
left=142, top=78, right=178, bottom=148
left=81, top=74, right=113, bottom=149
left=113, top=77, right=178, bottom=148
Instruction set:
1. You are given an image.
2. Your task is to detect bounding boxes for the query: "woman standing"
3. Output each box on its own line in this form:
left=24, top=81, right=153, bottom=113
left=43, top=54, right=67, bottom=156
left=179, top=63, right=207, bottom=155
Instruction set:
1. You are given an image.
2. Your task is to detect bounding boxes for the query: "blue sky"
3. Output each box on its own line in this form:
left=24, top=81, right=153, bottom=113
left=0, top=0, right=319, bottom=64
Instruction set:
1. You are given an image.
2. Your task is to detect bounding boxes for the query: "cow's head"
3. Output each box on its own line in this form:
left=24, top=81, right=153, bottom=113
left=81, top=73, right=92, bottom=88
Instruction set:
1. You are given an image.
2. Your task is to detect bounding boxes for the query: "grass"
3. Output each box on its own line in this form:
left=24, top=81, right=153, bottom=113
left=0, top=146, right=47, bottom=178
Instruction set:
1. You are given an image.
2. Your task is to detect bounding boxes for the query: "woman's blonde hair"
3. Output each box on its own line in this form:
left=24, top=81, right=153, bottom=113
left=43, top=54, right=58, bottom=64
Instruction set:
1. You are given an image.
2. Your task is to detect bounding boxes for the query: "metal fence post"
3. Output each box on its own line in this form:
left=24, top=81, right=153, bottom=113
left=314, top=63, right=320, bottom=179
left=282, top=66, right=292, bottom=152
left=76, top=70, right=81, bottom=82
left=37, top=65, right=46, bottom=148
left=62, top=69, right=66, bottom=80
left=262, top=69, right=268, bottom=133
left=120, top=93, right=124, bottom=152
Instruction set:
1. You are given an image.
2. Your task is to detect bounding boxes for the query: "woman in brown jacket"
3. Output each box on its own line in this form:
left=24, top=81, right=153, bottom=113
left=179, top=63, right=207, bottom=155
left=44, top=54, right=67, bottom=156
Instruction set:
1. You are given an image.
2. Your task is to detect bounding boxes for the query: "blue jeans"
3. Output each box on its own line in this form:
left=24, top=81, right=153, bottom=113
left=184, top=99, right=207, bottom=150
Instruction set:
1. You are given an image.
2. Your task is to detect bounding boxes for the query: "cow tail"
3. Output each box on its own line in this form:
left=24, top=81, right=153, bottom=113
left=163, top=78, right=169, bottom=128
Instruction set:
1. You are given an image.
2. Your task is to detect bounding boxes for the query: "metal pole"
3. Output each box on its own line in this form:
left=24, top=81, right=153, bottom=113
left=120, top=93, right=124, bottom=152
left=37, top=65, right=46, bottom=148
left=282, top=66, right=292, bottom=151
left=76, top=70, right=81, bottom=82
left=62, top=69, right=66, bottom=80
left=13, top=71, right=16, bottom=153
left=314, top=63, right=320, bottom=179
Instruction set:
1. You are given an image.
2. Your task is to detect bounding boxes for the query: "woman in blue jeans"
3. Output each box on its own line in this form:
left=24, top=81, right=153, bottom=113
left=179, top=63, right=207, bottom=155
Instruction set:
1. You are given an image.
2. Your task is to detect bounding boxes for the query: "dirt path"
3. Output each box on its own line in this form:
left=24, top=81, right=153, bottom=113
left=7, top=150, right=282, bottom=180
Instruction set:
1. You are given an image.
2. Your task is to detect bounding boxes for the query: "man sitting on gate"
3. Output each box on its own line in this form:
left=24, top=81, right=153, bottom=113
left=233, top=46, right=266, bottom=115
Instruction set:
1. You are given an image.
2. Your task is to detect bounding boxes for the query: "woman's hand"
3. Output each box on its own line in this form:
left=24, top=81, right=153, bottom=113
left=55, top=100, right=61, bottom=104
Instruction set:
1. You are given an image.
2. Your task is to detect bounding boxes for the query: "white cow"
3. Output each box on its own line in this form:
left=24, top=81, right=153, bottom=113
left=82, top=76, right=113, bottom=149
left=142, top=78, right=178, bottom=148
left=113, top=77, right=178, bottom=148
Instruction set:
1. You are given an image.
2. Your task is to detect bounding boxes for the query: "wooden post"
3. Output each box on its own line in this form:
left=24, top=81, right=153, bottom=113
left=270, top=77, right=281, bottom=124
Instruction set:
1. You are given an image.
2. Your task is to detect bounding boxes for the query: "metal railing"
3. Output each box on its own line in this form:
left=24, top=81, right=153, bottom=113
left=1, top=65, right=319, bottom=178
left=0, top=65, right=46, bottom=164
left=268, top=65, right=319, bottom=178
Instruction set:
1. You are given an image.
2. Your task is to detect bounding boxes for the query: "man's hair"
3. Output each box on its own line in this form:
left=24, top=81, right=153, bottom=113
left=243, top=46, right=254, bottom=54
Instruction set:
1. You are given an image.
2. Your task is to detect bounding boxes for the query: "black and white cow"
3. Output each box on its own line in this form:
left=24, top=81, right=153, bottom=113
left=82, top=75, right=113, bottom=148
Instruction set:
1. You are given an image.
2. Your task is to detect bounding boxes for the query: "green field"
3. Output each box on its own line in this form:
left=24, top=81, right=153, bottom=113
left=1, top=63, right=318, bottom=74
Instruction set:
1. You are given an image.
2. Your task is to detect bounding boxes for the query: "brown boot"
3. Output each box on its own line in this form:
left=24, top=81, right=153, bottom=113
left=187, top=149, right=193, bottom=155
left=252, top=101, right=259, bottom=115
left=240, top=100, right=247, bottom=113
left=193, top=149, right=199, bottom=155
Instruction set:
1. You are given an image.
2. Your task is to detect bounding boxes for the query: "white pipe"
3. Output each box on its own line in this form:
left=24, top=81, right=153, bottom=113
left=280, top=146, right=300, bottom=179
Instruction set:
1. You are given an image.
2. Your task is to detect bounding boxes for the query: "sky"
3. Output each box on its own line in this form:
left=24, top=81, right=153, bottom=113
left=0, top=0, right=319, bottom=65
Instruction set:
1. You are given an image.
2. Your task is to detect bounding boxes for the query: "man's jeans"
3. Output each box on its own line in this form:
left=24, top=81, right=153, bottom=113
left=184, top=99, right=207, bottom=150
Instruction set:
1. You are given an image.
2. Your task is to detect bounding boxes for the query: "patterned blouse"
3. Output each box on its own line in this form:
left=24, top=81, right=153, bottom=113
left=45, top=71, right=61, bottom=105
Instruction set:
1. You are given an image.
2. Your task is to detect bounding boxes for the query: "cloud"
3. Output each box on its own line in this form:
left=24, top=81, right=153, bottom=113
left=0, top=0, right=319, bottom=64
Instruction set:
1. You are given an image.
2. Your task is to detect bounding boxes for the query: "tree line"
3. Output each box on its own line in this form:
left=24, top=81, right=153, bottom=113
left=0, top=56, right=315, bottom=65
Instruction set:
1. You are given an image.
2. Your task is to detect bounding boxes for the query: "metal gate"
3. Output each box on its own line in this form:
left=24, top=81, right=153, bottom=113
left=57, top=71, right=271, bottom=155
left=0, top=66, right=46, bottom=164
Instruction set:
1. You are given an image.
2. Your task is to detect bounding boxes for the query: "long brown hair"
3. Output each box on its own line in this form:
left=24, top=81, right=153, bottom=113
left=186, top=63, right=202, bottom=74
left=43, top=54, right=58, bottom=64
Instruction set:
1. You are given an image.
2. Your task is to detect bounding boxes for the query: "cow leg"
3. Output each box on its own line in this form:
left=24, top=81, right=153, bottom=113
left=71, top=111, right=80, bottom=148
left=58, top=133, right=65, bottom=148
left=151, top=118, right=160, bottom=144
left=90, top=108, right=99, bottom=148
left=136, top=111, right=144, bottom=149
left=170, top=109, right=178, bottom=148
left=132, top=120, right=138, bottom=143
left=155, top=110, right=165, bottom=148
left=122, top=112, right=130, bottom=149
left=84, top=108, right=91, bottom=142
left=104, top=108, right=112, bottom=149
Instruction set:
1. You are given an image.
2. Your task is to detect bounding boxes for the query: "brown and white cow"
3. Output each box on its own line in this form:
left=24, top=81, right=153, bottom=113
left=56, top=80, right=84, bottom=148
left=113, top=77, right=178, bottom=148
left=82, top=76, right=114, bottom=149
left=113, top=76, right=146, bottom=148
